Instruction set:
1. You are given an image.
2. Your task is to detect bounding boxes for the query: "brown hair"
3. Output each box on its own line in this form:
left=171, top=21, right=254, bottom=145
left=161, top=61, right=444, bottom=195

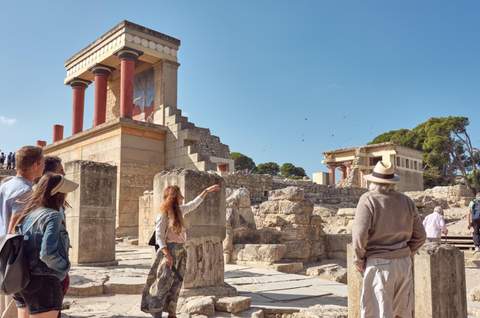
left=16, top=146, right=43, bottom=171
left=160, top=185, right=184, bottom=234
left=43, top=156, right=62, bottom=174
left=10, top=173, right=66, bottom=233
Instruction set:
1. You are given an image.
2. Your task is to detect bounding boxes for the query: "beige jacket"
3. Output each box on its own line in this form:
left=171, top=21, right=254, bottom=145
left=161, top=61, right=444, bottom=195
left=352, top=190, right=426, bottom=267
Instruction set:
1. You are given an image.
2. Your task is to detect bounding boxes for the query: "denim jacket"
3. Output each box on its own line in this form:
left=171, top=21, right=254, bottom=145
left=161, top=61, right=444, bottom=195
left=18, top=207, right=70, bottom=280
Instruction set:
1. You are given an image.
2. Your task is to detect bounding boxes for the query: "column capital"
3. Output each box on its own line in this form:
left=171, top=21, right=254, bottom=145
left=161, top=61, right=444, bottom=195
left=67, top=78, right=91, bottom=88
left=116, top=47, right=143, bottom=60
left=91, top=64, right=115, bottom=75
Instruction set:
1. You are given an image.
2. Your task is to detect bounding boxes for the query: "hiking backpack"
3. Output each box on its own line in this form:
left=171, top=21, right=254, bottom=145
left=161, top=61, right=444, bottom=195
left=472, top=199, right=480, bottom=224
left=0, top=211, right=46, bottom=294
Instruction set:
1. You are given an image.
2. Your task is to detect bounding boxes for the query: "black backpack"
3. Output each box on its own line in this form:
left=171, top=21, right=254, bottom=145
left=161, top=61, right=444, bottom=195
left=0, top=211, right=46, bottom=294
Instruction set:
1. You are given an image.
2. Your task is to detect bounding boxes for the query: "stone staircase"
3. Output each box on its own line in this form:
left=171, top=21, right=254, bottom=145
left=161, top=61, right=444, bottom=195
left=164, top=106, right=230, bottom=171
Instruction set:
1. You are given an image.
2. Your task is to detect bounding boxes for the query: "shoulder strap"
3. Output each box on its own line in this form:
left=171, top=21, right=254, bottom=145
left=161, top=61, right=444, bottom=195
left=22, top=210, right=50, bottom=234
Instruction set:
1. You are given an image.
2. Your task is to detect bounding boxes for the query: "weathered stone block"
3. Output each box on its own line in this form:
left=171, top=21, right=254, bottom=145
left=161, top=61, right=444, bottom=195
left=177, top=296, right=215, bottom=316
left=347, top=244, right=362, bottom=318
left=65, top=160, right=117, bottom=265
left=268, top=186, right=305, bottom=201
left=138, top=190, right=154, bottom=246
left=215, top=296, right=251, bottom=313
left=271, top=262, right=304, bottom=273
left=336, top=208, right=356, bottom=217
left=414, top=244, right=467, bottom=318
left=232, top=244, right=286, bottom=264
left=153, top=169, right=227, bottom=291
left=284, top=240, right=311, bottom=260
left=306, top=263, right=347, bottom=283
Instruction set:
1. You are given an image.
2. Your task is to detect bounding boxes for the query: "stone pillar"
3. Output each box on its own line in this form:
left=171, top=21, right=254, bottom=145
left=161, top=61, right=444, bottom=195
left=53, top=124, right=64, bottom=142
left=153, top=169, right=236, bottom=298
left=414, top=244, right=467, bottom=318
left=328, top=166, right=336, bottom=186
left=69, top=79, right=90, bottom=134
left=117, top=49, right=141, bottom=119
left=347, top=244, right=362, bottom=318
left=36, top=140, right=46, bottom=147
left=138, top=190, right=154, bottom=246
left=91, top=65, right=113, bottom=126
left=64, top=160, right=117, bottom=266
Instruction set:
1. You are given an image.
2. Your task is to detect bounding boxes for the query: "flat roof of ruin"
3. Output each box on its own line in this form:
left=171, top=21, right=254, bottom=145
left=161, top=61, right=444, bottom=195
left=323, top=142, right=423, bottom=155
left=65, top=20, right=181, bottom=66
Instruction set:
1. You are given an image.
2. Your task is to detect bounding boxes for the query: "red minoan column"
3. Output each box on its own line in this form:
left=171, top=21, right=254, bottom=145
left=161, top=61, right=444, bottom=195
left=340, top=165, right=347, bottom=181
left=36, top=140, right=47, bottom=147
left=53, top=124, right=64, bottom=142
left=69, top=79, right=90, bottom=134
left=91, top=65, right=113, bottom=126
left=328, top=166, right=336, bottom=186
left=117, top=49, right=142, bottom=119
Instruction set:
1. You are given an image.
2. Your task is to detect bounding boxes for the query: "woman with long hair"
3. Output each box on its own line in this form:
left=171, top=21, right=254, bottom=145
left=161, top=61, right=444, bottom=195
left=141, top=183, right=220, bottom=318
left=11, top=173, right=78, bottom=318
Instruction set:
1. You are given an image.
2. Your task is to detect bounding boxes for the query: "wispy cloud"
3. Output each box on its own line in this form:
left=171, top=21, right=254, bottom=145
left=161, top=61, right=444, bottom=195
left=0, top=116, right=17, bottom=126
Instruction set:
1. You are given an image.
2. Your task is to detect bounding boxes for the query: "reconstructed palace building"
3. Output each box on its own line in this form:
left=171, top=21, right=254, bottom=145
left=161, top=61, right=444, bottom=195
left=317, top=142, right=424, bottom=192
left=39, top=21, right=233, bottom=236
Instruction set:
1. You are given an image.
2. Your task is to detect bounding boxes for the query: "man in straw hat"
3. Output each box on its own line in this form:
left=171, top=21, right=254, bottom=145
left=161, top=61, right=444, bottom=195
left=352, top=161, right=426, bottom=318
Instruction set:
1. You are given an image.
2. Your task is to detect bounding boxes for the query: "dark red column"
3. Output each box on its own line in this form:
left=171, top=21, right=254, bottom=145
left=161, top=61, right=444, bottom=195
left=69, top=79, right=90, bottom=134
left=36, top=140, right=47, bottom=147
left=117, top=49, right=141, bottom=119
left=91, top=65, right=113, bottom=126
left=53, top=124, right=64, bottom=142
left=328, top=165, right=336, bottom=186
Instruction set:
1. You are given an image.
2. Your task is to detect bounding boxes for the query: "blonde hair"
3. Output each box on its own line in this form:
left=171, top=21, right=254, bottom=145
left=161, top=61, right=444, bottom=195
left=160, top=185, right=184, bottom=234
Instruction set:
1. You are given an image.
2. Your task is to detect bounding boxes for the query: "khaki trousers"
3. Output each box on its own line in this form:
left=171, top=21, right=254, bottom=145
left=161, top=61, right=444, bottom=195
left=0, top=296, right=17, bottom=318
left=360, top=256, right=413, bottom=318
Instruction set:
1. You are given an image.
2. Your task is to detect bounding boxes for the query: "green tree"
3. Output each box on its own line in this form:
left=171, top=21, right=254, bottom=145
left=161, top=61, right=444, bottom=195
left=280, top=163, right=307, bottom=179
left=256, top=162, right=280, bottom=175
left=370, top=116, right=480, bottom=192
left=230, top=152, right=256, bottom=172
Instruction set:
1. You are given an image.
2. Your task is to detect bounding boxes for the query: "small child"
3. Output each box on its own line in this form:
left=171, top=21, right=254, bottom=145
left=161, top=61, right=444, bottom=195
left=423, top=206, right=448, bottom=243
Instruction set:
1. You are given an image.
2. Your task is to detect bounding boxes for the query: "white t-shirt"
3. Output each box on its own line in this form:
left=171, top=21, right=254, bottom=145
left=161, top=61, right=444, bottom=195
left=422, top=212, right=446, bottom=239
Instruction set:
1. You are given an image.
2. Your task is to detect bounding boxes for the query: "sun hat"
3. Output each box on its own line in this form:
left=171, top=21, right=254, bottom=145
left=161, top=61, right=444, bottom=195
left=51, top=175, right=79, bottom=195
left=364, top=161, right=400, bottom=184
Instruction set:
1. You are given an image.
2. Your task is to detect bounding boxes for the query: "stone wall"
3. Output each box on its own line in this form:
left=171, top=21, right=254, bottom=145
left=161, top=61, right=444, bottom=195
left=138, top=190, right=154, bottom=246
left=406, top=184, right=474, bottom=215
left=224, top=173, right=366, bottom=205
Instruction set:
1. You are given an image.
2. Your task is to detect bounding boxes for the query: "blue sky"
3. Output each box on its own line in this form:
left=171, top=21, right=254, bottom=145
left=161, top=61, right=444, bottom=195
left=0, top=1, right=479, bottom=176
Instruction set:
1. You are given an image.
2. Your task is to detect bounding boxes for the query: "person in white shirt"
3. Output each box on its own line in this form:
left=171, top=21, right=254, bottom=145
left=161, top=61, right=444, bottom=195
left=423, top=206, right=448, bottom=243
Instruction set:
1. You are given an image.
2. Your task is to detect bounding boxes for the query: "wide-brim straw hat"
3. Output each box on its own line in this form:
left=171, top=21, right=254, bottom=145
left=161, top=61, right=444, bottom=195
left=364, top=161, right=400, bottom=184
left=51, top=176, right=79, bottom=195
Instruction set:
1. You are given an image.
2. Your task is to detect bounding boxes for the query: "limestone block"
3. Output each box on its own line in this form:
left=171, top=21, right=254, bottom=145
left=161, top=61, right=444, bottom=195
left=306, top=263, right=347, bottom=283
left=284, top=240, right=311, bottom=260
left=215, top=296, right=252, bottom=313
left=268, top=186, right=305, bottom=201
left=469, top=286, right=480, bottom=301
left=232, top=244, right=286, bottom=263
left=153, top=169, right=227, bottom=290
left=64, top=160, right=117, bottom=265
left=262, top=214, right=286, bottom=227
left=250, top=310, right=264, bottom=318
left=336, top=208, right=356, bottom=217
left=138, top=191, right=154, bottom=246
left=347, top=244, right=362, bottom=318
left=310, top=240, right=327, bottom=259
left=279, top=225, right=315, bottom=241
left=271, top=262, right=304, bottom=273
left=258, top=200, right=313, bottom=216
left=414, top=244, right=467, bottom=318
left=282, top=213, right=311, bottom=225
left=292, top=305, right=347, bottom=318
left=177, top=296, right=215, bottom=316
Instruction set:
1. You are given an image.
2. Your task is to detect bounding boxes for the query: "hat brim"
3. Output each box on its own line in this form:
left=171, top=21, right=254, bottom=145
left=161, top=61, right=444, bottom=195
left=364, top=174, right=400, bottom=184
left=51, top=177, right=79, bottom=195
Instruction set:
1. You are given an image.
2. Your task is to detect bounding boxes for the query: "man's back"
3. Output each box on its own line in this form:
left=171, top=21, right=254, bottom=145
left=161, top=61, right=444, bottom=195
left=0, top=176, right=32, bottom=235
left=353, top=190, right=426, bottom=261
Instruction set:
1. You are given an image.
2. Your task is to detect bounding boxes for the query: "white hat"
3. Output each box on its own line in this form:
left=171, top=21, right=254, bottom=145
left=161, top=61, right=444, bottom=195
left=51, top=176, right=79, bottom=195
left=364, top=161, right=400, bottom=184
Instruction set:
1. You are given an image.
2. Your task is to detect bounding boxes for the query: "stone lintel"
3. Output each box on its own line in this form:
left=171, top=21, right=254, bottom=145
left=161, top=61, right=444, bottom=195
left=65, top=20, right=180, bottom=84
left=43, top=118, right=167, bottom=155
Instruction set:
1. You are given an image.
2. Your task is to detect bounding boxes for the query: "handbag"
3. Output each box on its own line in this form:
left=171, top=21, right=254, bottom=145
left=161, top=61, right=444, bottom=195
left=148, top=231, right=159, bottom=251
left=0, top=211, right=47, bottom=294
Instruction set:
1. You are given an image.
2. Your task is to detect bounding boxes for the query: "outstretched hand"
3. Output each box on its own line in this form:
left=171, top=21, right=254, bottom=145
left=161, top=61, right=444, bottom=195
left=205, top=184, right=221, bottom=193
